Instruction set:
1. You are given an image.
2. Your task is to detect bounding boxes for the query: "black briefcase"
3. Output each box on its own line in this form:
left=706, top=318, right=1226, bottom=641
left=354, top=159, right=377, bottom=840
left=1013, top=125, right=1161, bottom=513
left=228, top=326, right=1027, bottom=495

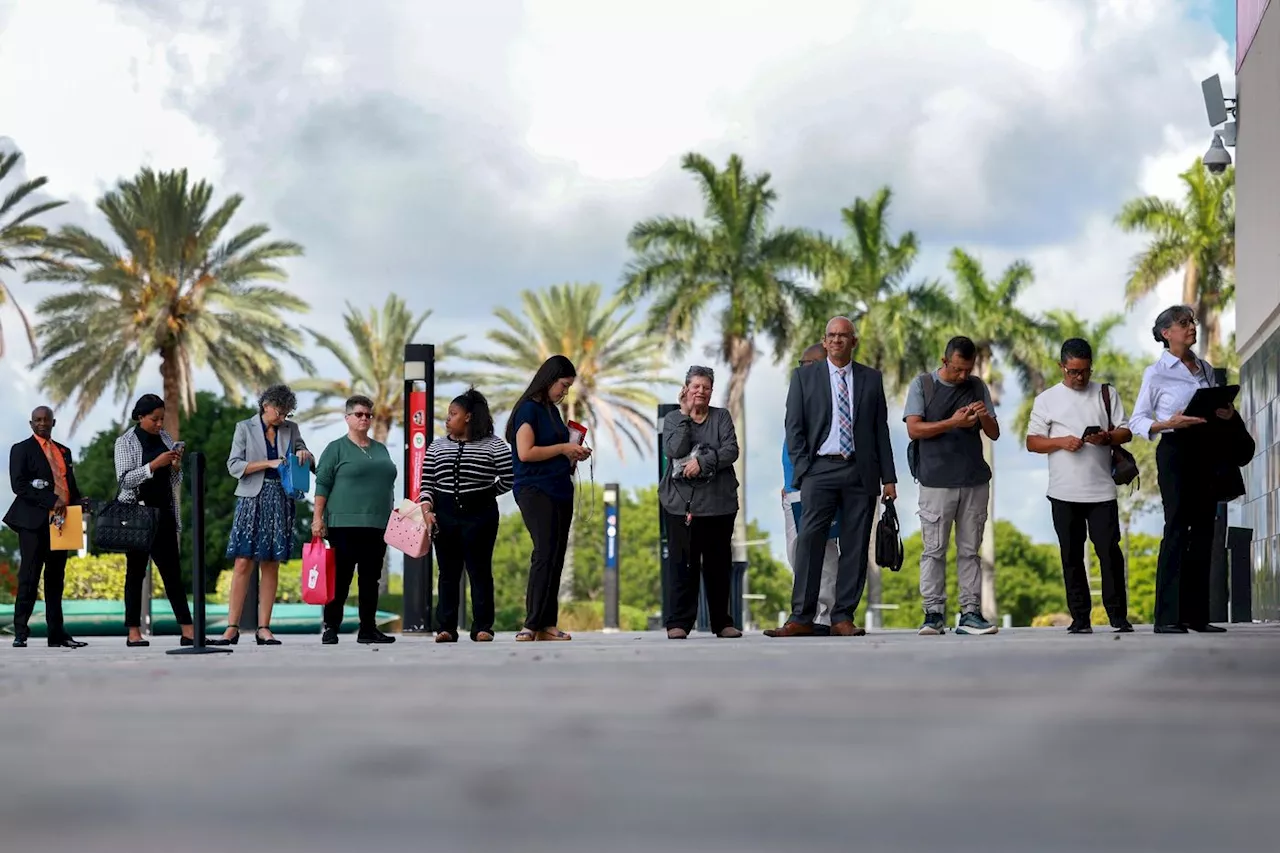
left=875, top=498, right=904, bottom=572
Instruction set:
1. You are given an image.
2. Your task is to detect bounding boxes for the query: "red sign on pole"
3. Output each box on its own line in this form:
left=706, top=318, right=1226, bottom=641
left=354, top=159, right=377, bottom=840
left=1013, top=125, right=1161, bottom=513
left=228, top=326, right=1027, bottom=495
left=408, top=390, right=428, bottom=502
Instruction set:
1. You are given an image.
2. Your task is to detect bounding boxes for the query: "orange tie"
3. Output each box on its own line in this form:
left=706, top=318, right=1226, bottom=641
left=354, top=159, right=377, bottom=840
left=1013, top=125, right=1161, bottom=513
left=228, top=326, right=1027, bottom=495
left=41, top=440, right=69, bottom=504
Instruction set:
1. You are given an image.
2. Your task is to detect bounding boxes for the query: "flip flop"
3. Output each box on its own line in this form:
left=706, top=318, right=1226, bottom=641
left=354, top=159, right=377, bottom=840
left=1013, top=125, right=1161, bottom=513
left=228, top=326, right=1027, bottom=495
left=535, top=629, right=572, bottom=641
left=515, top=630, right=536, bottom=642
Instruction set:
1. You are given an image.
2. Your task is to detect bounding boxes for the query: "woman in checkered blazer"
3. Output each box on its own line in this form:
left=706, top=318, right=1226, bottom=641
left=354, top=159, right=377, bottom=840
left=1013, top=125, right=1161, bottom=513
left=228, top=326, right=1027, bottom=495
left=112, top=394, right=197, bottom=648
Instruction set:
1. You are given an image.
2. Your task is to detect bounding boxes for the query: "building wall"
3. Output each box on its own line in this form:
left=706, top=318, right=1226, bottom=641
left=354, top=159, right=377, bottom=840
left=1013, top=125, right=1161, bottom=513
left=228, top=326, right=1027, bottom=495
left=1236, top=0, right=1280, bottom=621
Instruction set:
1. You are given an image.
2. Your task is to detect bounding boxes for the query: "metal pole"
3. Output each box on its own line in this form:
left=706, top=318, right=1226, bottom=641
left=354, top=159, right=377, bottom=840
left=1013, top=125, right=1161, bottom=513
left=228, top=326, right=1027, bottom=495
left=401, top=343, right=435, bottom=633
left=238, top=566, right=259, bottom=632
left=603, top=483, right=620, bottom=631
left=168, top=452, right=231, bottom=655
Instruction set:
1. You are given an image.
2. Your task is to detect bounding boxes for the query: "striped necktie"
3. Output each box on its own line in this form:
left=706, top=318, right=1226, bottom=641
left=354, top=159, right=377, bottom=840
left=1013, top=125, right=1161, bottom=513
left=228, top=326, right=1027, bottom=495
left=837, top=368, right=853, bottom=458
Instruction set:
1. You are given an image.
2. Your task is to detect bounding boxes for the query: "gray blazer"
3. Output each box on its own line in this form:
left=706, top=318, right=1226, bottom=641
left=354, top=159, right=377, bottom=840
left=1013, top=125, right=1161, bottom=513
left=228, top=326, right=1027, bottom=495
left=227, top=416, right=310, bottom=498
left=784, top=359, right=897, bottom=495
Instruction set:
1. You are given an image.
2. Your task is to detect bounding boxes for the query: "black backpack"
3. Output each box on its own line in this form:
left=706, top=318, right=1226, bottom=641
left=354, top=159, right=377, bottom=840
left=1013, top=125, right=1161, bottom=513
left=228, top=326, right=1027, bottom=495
left=875, top=498, right=904, bottom=572
left=905, top=372, right=936, bottom=482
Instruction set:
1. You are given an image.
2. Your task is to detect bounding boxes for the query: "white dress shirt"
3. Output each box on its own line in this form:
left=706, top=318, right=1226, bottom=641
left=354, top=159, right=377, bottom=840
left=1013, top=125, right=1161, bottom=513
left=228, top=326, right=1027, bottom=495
left=817, top=359, right=856, bottom=456
left=1129, top=350, right=1215, bottom=439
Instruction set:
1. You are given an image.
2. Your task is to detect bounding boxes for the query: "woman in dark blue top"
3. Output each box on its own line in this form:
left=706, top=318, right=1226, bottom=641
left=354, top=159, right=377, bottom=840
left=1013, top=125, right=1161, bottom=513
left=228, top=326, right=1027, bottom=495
left=506, top=355, right=592, bottom=641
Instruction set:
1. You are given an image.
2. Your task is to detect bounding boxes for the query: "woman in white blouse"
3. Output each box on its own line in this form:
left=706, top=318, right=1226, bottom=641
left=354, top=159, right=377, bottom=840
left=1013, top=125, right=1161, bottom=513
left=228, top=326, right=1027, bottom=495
left=1130, top=305, right=1235, bottom=633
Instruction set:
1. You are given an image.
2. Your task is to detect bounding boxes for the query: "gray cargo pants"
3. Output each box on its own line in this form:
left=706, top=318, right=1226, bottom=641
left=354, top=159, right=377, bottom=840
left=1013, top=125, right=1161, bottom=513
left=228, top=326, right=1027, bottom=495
left=917, top=483, right=989, bottom=616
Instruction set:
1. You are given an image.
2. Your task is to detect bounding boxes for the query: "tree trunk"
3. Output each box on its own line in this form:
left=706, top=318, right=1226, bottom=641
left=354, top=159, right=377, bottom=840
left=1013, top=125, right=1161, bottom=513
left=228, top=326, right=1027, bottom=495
left=1181, top=257, right=1199, bottom=307
left=160, top=348, right=182, bottom=441
left=977, top=356, right=998, bottom=622
left=724, top=336, right=755, bottom=613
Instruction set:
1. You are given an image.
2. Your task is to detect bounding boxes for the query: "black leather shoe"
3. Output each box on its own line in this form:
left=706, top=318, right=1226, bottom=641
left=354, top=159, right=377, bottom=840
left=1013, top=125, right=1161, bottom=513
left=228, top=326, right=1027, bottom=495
left=1067, top=622, right=1093, bottom=634
left=357, top=629, right=396, bottom=644
left=13, top=633, right=28, bottom=648
left=48, top=636, right=88, bottom=648
left=1113, top=622, right=1134, bottom=633
left=255, top=628, right=282, bottom=646
left=1154, top=624, right=1188, bottom=633
left=1189, top=623, right=1227, bottom=633
left=321, top=626, right=339, bottom=645
left=207, top=628, right=238, bottom=646
left=126, top=638, right=151, bottom=647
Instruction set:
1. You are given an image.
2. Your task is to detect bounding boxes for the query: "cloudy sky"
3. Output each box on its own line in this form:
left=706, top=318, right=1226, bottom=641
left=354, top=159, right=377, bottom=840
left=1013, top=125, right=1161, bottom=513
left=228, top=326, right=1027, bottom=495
left=0, top=0, right=1236, bottom=566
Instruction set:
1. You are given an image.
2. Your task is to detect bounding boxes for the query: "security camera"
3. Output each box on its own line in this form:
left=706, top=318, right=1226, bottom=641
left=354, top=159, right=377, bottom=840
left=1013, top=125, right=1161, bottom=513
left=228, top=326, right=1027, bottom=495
left=1203, top=131, right=1232, bottom=173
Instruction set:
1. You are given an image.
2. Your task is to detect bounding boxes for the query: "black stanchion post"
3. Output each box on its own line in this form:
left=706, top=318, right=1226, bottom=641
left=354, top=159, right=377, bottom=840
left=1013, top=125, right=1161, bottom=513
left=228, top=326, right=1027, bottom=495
left=402, top=344, right=435, bottom=634
left=169, top=452, right=232, bottom=656
left=238, top=567, right=259, bottom=633
left=1228, top=527, right=1253, bottom=623
left=603, top=483, right=620, bottom=630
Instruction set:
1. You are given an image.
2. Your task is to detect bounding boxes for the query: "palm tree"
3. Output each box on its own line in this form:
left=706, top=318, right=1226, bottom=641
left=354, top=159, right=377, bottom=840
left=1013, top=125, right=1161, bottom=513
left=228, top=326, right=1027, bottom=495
left=947, top=248, right=1045, bottom=621
left=622, top=152, right=817, bottom=577
left=470, top=282, right=667, bottom=600
left=292, top=295, right=462, bottom=443
left=0, top=149, right=65, bottom=360
left=1116, top=159, right=1235, bottom=353
left=796, top=187, right=952, bottom=619
left=30, top=168, right=310, bottom=439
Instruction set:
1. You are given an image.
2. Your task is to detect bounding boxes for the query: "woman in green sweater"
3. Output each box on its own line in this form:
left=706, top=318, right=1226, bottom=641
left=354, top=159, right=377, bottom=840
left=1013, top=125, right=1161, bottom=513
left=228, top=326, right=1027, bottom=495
left=311, top=394, right=398, bottom=645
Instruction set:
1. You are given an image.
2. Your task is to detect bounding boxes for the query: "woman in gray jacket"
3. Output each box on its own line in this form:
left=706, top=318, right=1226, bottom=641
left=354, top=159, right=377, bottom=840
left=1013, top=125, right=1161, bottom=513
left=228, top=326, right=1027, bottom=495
left=660, top=366, right=742, bottom=639
left=219, top=384, right=311, bottom=645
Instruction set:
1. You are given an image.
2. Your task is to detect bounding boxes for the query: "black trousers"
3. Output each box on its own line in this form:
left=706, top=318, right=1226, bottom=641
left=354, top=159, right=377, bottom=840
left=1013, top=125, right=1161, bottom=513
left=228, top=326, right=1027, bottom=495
left=792, top=456, right=874, bottom=625
left=13, top=526, right=69, bottom=639
left=125, top=512, right=192, bottom=628
left=1049, top=497, right=1128, bottom=626
left=516, top=488, right=573, bottom=631
left=664, top=512, right=736, bottom=633
left=433, top=492, right=499, bottom=638
left=323, top=527, right=387, bottom=632
left=1154, top=436, right=1216, bottom=627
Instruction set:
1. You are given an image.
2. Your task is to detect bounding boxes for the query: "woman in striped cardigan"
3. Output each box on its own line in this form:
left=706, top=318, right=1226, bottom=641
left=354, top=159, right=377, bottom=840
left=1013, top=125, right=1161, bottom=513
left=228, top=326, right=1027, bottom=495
left=418, top=389, right=513, bottom=642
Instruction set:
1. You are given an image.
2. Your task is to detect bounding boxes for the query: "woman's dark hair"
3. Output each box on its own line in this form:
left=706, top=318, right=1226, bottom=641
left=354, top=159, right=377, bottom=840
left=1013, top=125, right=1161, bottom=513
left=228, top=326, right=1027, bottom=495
left=258, top=384, right=298, bottom=415
left=1152, top=305, right=1195, bottom=348
left=504, top=355, right=576, bottom=444
left=130, top=394, right=165, bottom=422
left=452, top=388, right=495, bottom=440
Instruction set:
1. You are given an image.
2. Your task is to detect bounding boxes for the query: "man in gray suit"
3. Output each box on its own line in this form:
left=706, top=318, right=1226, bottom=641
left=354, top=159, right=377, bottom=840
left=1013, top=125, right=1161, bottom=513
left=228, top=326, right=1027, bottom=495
left=766, top=316, right=897, bottom=637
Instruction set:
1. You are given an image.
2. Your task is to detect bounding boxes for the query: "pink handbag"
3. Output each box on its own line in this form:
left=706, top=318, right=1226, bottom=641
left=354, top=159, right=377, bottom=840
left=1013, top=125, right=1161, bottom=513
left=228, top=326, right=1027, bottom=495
left=384, top=504, right=432, bottom=558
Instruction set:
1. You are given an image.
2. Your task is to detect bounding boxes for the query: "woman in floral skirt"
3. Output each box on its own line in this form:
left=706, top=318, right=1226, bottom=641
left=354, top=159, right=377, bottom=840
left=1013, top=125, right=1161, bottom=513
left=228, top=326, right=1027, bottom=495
left=219, top=384, right=311, bottom=646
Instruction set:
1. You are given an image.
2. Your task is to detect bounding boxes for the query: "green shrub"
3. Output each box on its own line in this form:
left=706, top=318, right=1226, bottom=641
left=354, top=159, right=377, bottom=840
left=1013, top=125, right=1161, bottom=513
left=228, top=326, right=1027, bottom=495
left=212, top=560, right=305, bottom=604
left=57, top=554, right=168, bottom=600
left=1031, top=612, right=1071, bottom=628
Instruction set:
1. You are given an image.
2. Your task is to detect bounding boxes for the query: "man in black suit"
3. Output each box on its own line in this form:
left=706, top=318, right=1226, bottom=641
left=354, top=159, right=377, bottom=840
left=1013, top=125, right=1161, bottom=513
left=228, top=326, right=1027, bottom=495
left=4, top=406, right=88, bottom=648
left=767, top=316, right=897, bottom=637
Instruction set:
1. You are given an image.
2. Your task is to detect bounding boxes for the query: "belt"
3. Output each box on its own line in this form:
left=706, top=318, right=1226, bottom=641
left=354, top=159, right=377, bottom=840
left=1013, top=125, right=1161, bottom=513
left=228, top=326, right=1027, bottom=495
left=818, top=453, right=855, bottom=461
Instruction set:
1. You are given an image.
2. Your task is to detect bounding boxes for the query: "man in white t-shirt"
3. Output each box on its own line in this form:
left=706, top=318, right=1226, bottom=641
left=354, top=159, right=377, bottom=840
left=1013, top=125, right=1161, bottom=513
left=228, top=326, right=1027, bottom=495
left=1026, top=338, right=1135, bottom=634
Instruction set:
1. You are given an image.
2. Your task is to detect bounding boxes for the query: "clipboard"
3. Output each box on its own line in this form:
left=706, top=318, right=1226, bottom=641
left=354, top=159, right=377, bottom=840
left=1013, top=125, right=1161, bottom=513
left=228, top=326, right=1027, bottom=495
left=1184, top=384, right=1239, bottom=420
left=48, top=504, right=83, bottom=551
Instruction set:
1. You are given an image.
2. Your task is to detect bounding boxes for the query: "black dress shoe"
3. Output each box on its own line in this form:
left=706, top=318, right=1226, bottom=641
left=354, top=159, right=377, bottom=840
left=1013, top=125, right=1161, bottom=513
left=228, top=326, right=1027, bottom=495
left=321, top=626, right=339, bottom=645
left=1113, top=622, right=1134, bottom=633
left=1067, top=622, right=1093, bottom=634
left=256, top=627, right=283, bottom=646
left=48, top=636, right=88, bottom=648
left=357, top=629, right=396, bottom=644
left=13, top=634, right=28, bottom=648
left=126, top=638, right=151, bottom=647
left=1189, top=623, right=1227, bottom=633
left=1154, top=624, right=1188, bottom=633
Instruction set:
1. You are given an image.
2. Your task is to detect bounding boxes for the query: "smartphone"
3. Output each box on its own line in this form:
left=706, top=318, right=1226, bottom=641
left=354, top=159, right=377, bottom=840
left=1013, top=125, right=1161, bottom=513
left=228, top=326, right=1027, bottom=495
left=173, top=441, right=186, bottom=452
left=1081, top=426, right=1102, bottom=439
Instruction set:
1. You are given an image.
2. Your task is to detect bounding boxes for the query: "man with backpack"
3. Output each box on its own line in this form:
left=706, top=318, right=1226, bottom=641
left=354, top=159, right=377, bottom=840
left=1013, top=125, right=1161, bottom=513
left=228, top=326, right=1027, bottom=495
left=903, top=336, right=1001, bottom=636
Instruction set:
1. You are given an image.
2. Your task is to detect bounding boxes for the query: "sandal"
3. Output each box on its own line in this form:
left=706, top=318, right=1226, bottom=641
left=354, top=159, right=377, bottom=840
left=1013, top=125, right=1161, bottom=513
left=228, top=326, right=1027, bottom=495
left=515, top=630, right=536, bottom=642
left=435, top=630, right=458, bottom=643
left=473, top=632, right=494, bottom=642
left=535, top=629, right=572, bottom=642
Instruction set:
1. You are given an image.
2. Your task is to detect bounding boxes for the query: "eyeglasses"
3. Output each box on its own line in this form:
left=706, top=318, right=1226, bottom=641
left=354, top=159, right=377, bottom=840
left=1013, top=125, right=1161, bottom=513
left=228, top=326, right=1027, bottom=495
left=1174, top=317, right=1198, bottom=328
left=348, top=411, right=373, bottom=420
left=1062, top=367, right=1092, bottom=378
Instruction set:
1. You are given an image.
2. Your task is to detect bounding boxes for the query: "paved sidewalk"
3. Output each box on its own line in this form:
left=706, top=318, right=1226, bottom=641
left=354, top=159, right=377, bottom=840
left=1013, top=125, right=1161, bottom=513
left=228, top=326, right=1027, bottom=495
left=3, top=625, right=1278, bottom=852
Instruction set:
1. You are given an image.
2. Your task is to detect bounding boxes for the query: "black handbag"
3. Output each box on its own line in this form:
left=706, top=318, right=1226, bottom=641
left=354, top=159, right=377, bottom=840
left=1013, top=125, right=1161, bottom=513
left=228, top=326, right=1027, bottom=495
left=1102, top=384, right=1140, bottom=488
left=875, top=497, right=904, bottom=572
left=92, top=496, right=159, bottom=553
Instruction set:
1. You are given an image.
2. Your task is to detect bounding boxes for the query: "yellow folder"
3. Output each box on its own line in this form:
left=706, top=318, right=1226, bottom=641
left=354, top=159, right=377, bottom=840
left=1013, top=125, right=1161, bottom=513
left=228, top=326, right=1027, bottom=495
left=48, top=504, right=83, bottom=551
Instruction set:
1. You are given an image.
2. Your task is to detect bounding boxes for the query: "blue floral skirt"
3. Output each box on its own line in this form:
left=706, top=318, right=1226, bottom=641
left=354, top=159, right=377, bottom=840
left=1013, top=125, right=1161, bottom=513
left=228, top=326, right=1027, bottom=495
left=225, top=478, right=296, bottom=562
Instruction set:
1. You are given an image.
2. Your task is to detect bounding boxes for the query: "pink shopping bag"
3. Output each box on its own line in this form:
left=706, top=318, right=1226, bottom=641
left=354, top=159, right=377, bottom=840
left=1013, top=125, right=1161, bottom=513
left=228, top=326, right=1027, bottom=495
left=384, top=504, right=432, bottom=558
left=301, top=536, right=335, bottom=605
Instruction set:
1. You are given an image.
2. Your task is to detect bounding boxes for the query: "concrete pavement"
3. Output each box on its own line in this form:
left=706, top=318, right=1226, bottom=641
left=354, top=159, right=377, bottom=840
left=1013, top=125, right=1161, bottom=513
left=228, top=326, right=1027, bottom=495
left=2, top=625, right=1278, bottom=852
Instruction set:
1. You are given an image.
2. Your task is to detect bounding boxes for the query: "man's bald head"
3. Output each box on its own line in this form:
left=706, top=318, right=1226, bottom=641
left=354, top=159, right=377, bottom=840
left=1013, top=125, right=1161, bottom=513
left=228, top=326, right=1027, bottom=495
left=30, top=407, right=56, bottom=439
left=823, top=316, right=857, bottom=365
